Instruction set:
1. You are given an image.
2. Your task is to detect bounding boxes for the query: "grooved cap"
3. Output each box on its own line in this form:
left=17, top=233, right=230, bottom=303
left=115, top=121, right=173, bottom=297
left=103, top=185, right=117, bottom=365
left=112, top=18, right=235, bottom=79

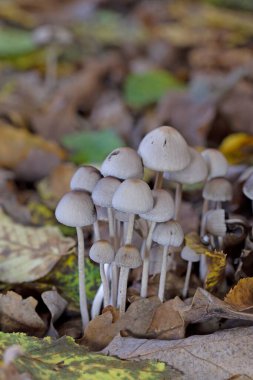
left=152, top=220, right=184, bottom=247
left=201, top=149, right=228, bottom=179
left=181, top=246, right=200, bottom=262
left=92, top=176, right=121, bottom=207
left=205, top=209, right=226, bottom=237
left=139, top=189, right=174, bottom=222
left=70, top=165, right=101, bottom=193
left=89, top=240, right=115, bottom=264
left=115, top=245, right=142, bottom=268
left=203, top=177, right=233, bottom=201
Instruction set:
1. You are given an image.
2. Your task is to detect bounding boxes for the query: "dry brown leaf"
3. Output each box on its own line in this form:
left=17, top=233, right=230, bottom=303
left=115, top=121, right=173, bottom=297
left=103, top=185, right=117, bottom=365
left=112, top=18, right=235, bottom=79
left=225, top=278, right=253, bottom=310
left=41, top=290, right=68, bottom=338
left=104, top=325, right=253, bottom=380
left=205, top=250, right=226, bottom=292
left=0, top=123, right=66, bottom=171
left=0, top=209, right=75, bottom=283
left=0, top=291, right=46, bottom=337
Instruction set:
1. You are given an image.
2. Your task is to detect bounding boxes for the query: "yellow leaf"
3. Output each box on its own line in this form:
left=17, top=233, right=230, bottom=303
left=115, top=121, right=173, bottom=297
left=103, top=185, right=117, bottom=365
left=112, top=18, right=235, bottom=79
left=224, top=277, right=253, bottom=309
left=184, top=232, right=207, bottom=255
left=219, top=133, right=253, bottom=165
left=205, top=250, right=227, bottom=292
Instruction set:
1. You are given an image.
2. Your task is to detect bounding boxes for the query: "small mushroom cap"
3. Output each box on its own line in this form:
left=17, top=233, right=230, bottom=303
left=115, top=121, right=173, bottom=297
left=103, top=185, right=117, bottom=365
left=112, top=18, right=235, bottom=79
left=243, top=173, right=253, bottom=200
left=101, top=147, right=143, bottom=180
left=139, top=189, right=174, bottom=223
left=115, top=244, right=142, bottom=268
left=55, top=190, right=96, bottom=227
left=112, top=179, right=153, bottom=214
left=89, top=240, right=115, bottom=264
left=201, top=149, right=228, bottom=179
left=152, top=220, right=184, bottom=247
left=138, top=126, right=191, bottom=172
left=164, top=148, right=208, bottom=184
left=70, top=165, right=101, bottom=193
left=202, top=177, right=233, bottom=202
left=181, top=246, right=200, bottom=262
left=92, top=176, right=121, bottom=208
left=205, top=209, right=226, bottom=237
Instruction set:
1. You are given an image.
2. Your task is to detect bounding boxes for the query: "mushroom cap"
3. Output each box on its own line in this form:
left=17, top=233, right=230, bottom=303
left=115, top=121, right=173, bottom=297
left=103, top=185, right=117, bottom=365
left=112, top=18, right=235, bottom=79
left=202, top=177, right=233, bottom=202
left=181, top=246, right=200, bottom=262
left=96, top=206, right=108, bottom=222
left=138, top=126, right=191, bottom=172
left=55, top=190, right=96, bottom=227
left=114, top=210, right=129, bottom=222
left=205, top=209, right=226, bottom=237
left=164, top=148, right=208, bottom=184
left=101, top=147, right=143, bottom=180
left=112, top=179, right=153, bottom=214
left=152, top=220, right=184, bottom=247
left=70, top=165, right=101, bottom=193
left=89, top=240, right=115, bottom=264
left=115, top=244, right=142, bottom=268
left=243, top=173, right=253, bottom=200
left=201, top=149, right=228, bottom=180
left=92, top=176, right=121, bottom=208
left=238, top=166, right=253, bottom=183
left=139, top=189, right=174, bottom=223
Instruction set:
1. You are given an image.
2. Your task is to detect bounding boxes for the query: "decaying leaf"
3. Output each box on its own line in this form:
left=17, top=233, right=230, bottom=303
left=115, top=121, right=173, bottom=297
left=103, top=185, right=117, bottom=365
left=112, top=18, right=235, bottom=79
left=225, top=278, right=253, bottom=309
left=0, top=333, right=175, bottom=380
left=0, top=291, right=46, bottom=336
left=0, top=209, right=75, bottom=283
left=204, top=250, right=227, bottom=292
left=41, top=290, right=68, bottom=338
left=184, top=232, right=207, bottom=255
left=219, top=133, right=253, bottom=165
left=104, top=325, right=253, bottom=380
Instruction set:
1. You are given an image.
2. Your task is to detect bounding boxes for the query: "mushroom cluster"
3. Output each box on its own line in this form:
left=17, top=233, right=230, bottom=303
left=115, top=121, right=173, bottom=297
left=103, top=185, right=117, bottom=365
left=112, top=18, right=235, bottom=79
left=55, top=125, right=248, bottom=329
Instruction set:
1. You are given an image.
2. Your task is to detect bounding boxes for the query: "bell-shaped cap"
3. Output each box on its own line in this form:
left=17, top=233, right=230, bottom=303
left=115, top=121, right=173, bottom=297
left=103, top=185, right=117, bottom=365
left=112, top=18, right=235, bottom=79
left=70, top=165, right=101, bottom=193
left=92, top=176, right=121, bottom=208
left=139, top=189, right=174, bottom=223
left=181, top=246, right=200, bottom=262
left=55, top=190, right=96, bottom=227
left=205, top=209, right=226, bottom=237
left=101, top=147, right=143, bottom=180
left=203, top=177, right=233, bottom=202
left=112, top=179, right=153, bottom=214
left=152, top=220, right=184, bottom=247
left=89, top=240, right=115, bottom=264
left=201, top=149, right=228, bottom=180
left=164, top=148, right=208, bottom=184
left=243, top=173, right=253, bottom=200
left=115, top=244, right=142, bottom=268
left=138, top=126, right=190, bottom=172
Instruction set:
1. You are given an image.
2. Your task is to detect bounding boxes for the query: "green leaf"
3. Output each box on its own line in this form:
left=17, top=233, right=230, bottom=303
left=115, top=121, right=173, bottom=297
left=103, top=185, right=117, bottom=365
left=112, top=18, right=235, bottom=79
left=124, top=70, right=184, bottom=109
left=0, top=27, right=36, bottom=57
left=0, top=333, right=174, bottom=380
left=62, top=130, right=125, bottom=164
left=203, top=0, right=253, bottom=11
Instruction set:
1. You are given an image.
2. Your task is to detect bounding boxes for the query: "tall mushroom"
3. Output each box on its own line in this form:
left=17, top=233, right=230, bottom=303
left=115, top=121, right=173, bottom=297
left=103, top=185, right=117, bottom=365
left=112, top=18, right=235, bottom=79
left=205, top=209, right=227, bottom=250
left=152, top=220, right=184, bottom=301
left=139, top=189, right=174, bottom=298
left=181, top=246, right=200, bottom=298
left=138, top=126, right=191, bottom=189
left=55, top=190, right=96, bottom=328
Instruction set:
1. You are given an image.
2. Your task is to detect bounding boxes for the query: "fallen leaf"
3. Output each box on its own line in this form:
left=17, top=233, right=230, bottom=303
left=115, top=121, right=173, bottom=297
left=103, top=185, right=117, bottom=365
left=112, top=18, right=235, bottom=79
left=225, top=278, right=253, bottom=309
left=205, top=250, right=227, bottom=292
left=0, top=27, right=36, bottom=57
left=104, top=325, right=253, bottom=380
left=0, top=344, right=32, bottom=380
left=184, top=232, right=208, bottom=255
left=0, top=333, right=174, bottom=380
left=0, top=291, right=46, bottom=336
left=41, top=290, right=67, bottom=338
left=219, top=133, right=253, bottom=165
left=0, top=209, right=75, bottom=283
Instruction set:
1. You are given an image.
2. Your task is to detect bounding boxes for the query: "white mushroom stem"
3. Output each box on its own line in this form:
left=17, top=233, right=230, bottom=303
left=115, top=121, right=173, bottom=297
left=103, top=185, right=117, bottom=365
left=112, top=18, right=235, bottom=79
left=93, top=220, right=101, bottom=241
left=199, top=254, right=208, bottom=282
left=110, top=263, right=118, bottom=307
left=182, top=261, right=192, bottom=299
left=125, top=213, right=135, bottom=244
left=140, top=221, right=156, bottom=298
left=200, top=199, right=209, bottom=237
left=91, top=263, right=110, bottom=318
left=107, top=207, right=115, bottom=246
left=117, top=266, right=130, bottom=315
left=100, top=263, right=110, bottom=307
left=76, top=227, right=89, bottom=328
left=154, top=171, right=163, bottom=190
left=174, top=183, right=182, bottom=220
left=158, top=245, right=169, bottom=302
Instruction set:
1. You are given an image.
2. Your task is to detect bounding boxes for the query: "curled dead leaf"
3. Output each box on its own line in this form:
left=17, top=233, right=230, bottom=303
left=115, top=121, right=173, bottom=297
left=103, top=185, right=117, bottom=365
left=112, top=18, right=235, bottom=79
left=204, top=250, right=226, bottom=292
left=225, top=278, right=253, bottom=310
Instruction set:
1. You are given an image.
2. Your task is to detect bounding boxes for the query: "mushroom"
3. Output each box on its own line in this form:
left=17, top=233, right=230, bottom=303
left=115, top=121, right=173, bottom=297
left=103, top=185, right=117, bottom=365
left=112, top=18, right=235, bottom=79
left=70, top=165, right=102, bottom=241
left=181, top=246, right=200, bottom=298
left=201, top=148, right=228, bottom=180
left=139, top=189, right=174, bottom=298
left=138, top=126, right=191, bottom=189
left=243, top=173, right=253, bottom=212
left=55, top=190, right=96, bottom=328
left=152, top=220, right=184, bottom=301
left=101, top=147, right=143, bottom=180
left=205, top=209, right=226, bottom=249
left=164, top=148, right=208, bottom=220
left=89, top=240, right=115, bottom=308
left=115, top=244, right=142, bottom=314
